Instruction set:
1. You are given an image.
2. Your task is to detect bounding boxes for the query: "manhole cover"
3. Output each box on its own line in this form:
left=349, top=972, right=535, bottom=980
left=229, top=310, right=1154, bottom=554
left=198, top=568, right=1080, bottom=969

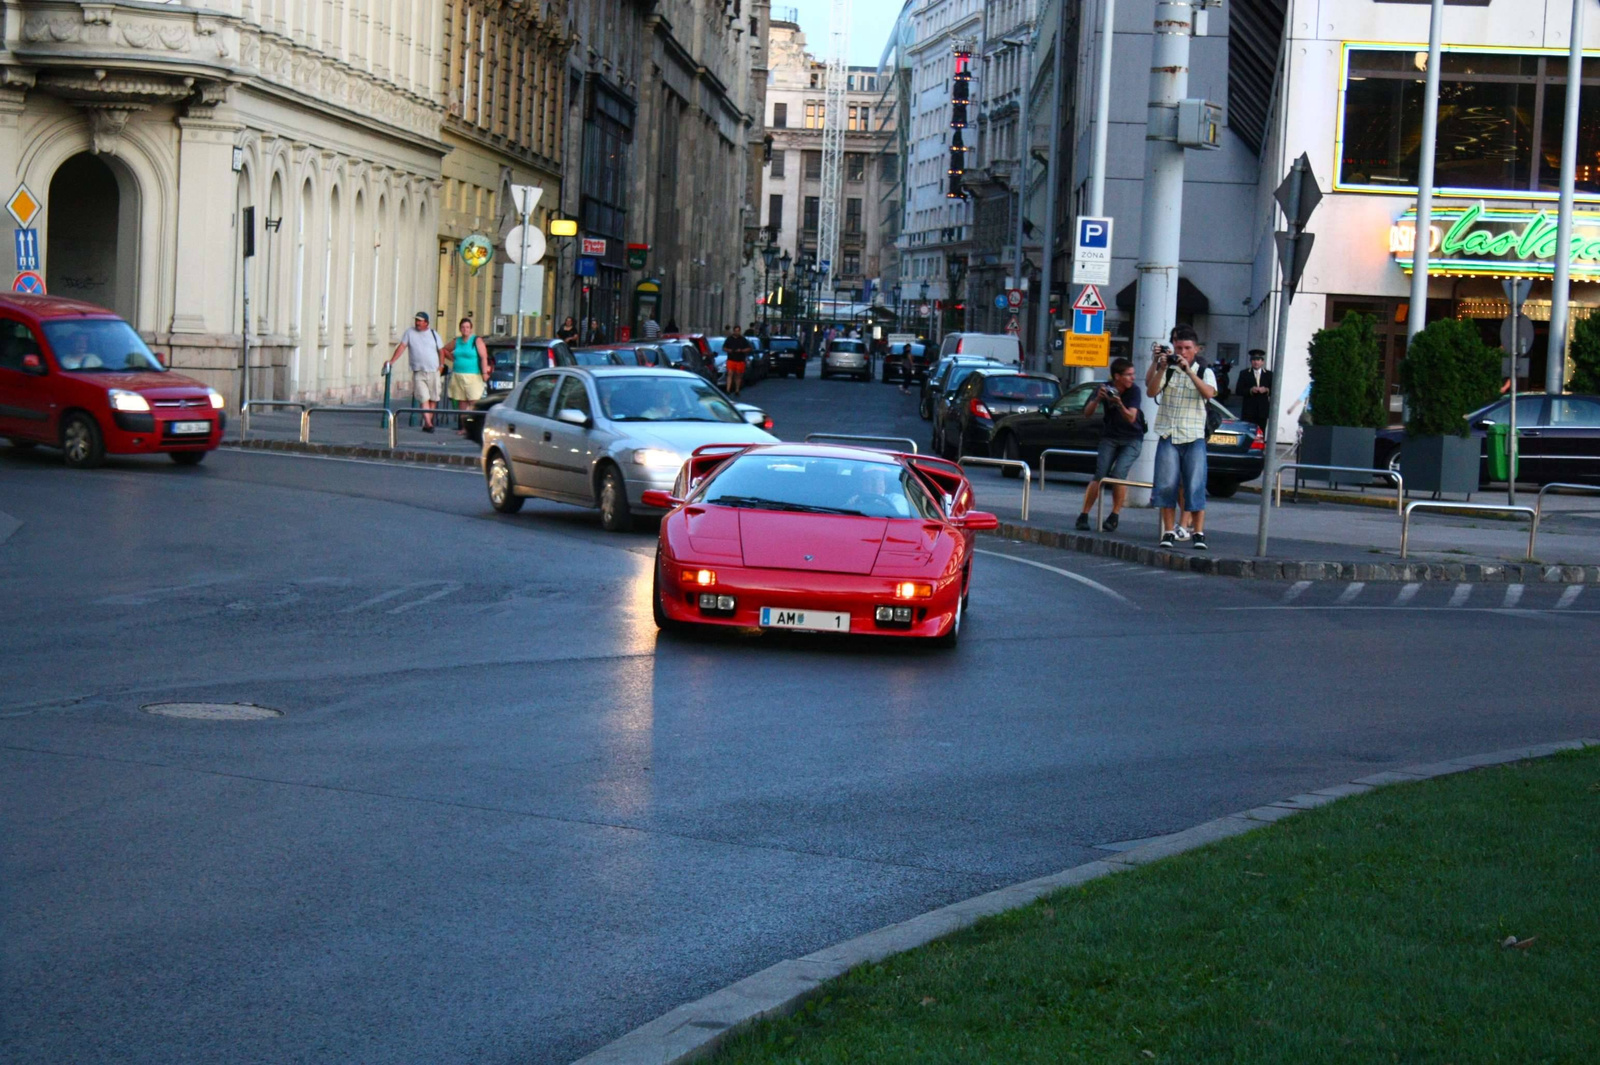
left=141, top=702, right=282, bottom=721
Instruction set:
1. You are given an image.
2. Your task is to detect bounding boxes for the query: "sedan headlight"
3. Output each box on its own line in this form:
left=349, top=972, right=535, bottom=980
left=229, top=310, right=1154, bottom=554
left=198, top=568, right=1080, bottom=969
left=207, top=389, right=226, bottom=409
left=632, top=448, right=683, bottom=469
left=108, top=389, right=150, bottom=412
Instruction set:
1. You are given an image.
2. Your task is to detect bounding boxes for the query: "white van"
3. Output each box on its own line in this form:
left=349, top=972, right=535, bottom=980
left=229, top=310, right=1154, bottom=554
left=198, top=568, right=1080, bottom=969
left=938, top=332, right=1022, bottom=365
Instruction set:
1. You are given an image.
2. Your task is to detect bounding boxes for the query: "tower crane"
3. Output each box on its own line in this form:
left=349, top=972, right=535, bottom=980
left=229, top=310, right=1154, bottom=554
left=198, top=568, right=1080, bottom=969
left=816, top=0, right=854, bottom=300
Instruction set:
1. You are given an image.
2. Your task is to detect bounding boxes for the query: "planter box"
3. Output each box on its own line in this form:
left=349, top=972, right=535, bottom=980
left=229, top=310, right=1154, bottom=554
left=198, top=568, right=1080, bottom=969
left=1400, top=434, right=1481, bottom=498
left=1299, top=425, right=1377, bottom=487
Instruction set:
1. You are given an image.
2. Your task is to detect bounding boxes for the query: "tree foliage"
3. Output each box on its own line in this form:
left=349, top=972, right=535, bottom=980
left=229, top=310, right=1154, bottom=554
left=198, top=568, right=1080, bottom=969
left=1568, top=311, right=1600, bottom=394
left=1400, top=317, right=1500, bottom=438
left=1307, top=312, right=1386, bottom=428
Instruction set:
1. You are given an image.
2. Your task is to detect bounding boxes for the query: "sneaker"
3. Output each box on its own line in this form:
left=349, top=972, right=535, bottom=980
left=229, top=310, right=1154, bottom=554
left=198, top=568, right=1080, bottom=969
left=422, top=425, right=435, bottom=433
left=1191, top=532, right=1208, bottom=551
left=1102, top=512, right=1120, bottom=533
left=1173, top=525, right=1191, bottom=541
left=1075, top=513, right=1091, bottom=531
left=1159, top=531, right=1177, bottom=549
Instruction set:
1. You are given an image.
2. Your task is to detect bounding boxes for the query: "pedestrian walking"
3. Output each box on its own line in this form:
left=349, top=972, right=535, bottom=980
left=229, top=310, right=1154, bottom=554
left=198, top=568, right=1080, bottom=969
left=664, top=317, right=680, bottom=334
left=586, top=318, right=607, bottom=344
left=642, top=315, right=661, bottom=339
left=384, top=312, right=444, bottom=432
left=446, top=317, right=490, bottom=436
left=1147, top=324, right=1217, bottom=550
left=1239, top=349, right=1272, bottom=428
left=722, top=325, right=754, bottom=396
left=1074, top=358, right=1145, bottom=533
left=557, top=316, right=579, bottom=343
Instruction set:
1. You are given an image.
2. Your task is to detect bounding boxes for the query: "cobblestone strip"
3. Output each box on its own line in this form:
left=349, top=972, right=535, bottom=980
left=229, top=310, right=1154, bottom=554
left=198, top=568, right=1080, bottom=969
left=225, top=438, right=481, bottom=468
left=571, top=738, right=1599, bottom=1065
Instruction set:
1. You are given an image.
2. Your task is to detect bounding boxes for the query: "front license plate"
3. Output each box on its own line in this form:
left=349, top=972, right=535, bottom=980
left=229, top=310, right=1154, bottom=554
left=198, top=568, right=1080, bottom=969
left=1207, top=432, right=1239, bottom=446
left=171, top=420, right=211, bottom=435
left=759, top=607, right=850, bottom=632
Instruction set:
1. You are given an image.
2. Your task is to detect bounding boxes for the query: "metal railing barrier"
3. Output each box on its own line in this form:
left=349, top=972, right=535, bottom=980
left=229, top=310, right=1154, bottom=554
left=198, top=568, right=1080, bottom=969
left=1095, top=476, right=1156, bottom=531
left=238, top=399, right=308, bottom=439
left=1037, top=448, right=1100, bottom=488
left=303, top=406, right=399, bottom=449
left=1531, top=483, right=1600, bottom=558
left=804, top=433, right=919, bottom=453
left=1400, top=500, right=1536, bottom=560
left=957, top=456, right=1031, bottom=520
left=1274, top=463, right=1405, bottom=515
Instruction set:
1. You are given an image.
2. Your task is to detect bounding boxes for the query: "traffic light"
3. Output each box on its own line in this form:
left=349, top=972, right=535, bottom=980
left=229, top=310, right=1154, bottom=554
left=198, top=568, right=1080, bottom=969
left=947, top=48, right=971, bottom=200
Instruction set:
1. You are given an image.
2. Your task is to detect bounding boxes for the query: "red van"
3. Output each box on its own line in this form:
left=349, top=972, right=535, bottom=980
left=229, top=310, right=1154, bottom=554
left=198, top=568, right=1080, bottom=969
left=0, top=294, right=225, bottom=468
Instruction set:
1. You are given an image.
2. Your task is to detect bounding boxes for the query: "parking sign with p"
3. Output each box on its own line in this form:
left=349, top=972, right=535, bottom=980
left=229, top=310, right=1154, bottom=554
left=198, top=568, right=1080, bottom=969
left=1072, top=215, right=1113, bottom=286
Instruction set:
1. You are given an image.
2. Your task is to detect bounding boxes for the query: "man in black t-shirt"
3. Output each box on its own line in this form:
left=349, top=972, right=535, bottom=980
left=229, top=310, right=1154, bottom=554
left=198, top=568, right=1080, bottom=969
left=1076, top=357, right=1146, bottom=533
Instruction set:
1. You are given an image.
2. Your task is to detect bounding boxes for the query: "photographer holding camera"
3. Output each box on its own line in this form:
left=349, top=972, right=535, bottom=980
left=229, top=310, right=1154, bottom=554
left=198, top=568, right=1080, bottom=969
left=1075, top=358, right=1145, bottom=532
left=1146, top=324, right=1217, bottom=550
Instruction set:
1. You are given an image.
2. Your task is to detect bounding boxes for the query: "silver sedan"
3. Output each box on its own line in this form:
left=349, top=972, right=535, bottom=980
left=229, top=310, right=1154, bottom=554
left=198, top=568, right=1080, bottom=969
left=480, top=367, right=778, bottom=531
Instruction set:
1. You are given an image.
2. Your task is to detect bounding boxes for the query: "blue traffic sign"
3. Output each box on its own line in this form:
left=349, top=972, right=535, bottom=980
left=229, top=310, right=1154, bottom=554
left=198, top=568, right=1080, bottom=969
left=993, top=294, right=1009, bottom=310
left=14, top=227, right=38, bottom=271
left=1077, top=217, right=1111, bottom=249
left=575, top=256, right=597, bottom=277
left=1073, top=309, right=1105, bottom=336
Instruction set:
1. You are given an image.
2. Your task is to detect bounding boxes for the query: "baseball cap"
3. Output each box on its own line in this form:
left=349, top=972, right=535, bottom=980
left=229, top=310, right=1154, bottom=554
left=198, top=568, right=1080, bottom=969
left=415, top=311, right=430, bottom=322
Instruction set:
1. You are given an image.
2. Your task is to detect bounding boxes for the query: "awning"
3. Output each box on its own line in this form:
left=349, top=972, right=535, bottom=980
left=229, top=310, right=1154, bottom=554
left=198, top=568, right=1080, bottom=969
left=1115, top=277, right=1211, bottom=315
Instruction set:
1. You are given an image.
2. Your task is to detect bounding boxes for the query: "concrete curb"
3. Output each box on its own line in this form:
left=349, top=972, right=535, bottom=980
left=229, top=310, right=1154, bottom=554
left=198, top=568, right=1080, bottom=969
left=225, top=437, right=481, bottom=468
left=983, top=520, right=1600, bottom=584
left=571, top=738, right=1600, bottom=1065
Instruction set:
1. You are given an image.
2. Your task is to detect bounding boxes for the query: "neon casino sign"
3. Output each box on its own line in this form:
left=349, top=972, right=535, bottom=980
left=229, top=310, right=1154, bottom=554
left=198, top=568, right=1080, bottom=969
left=1389, top=202, right=1600, bottom=279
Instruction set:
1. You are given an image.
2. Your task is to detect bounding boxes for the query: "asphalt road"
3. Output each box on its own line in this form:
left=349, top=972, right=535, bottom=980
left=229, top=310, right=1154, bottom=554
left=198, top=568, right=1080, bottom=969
left=4, top=372, right=1599, bottom=1064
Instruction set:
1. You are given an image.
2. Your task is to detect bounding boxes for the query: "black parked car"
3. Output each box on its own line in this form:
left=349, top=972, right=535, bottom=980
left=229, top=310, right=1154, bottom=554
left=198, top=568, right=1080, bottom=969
left=657, top=338, right=714, bottom=381
left=933, top=370, right=1061, bottom=459
left=1375, top=392, right=1600, bottom=484
left=765, top=335, right=806, bottom=377
left=989, top=379, right=1265, bottom=496
left=919, top=354, right=1006, bottom=420
left=882, top=341, right=931, bottom=384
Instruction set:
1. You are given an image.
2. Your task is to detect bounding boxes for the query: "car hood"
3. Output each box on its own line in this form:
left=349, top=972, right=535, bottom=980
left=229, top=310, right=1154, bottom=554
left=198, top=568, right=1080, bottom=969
left=736, top=511, right=891, bottom=575
left=616, top=421, right=776, bottom=454
left=67, top=370, right=209, bottom=395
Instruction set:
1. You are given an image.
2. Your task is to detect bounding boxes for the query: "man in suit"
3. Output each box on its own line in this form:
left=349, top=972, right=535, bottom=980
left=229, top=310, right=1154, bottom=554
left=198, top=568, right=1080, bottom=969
left=1238, top=349, right=1273, bottom=428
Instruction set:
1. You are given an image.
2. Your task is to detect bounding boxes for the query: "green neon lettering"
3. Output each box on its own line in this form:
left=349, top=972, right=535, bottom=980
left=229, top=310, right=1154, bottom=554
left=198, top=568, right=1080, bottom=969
left=1516, top=213, right=1553, bottom=258
left=1578, top=237, right=1600, bottom=261
left=1439, top=204, right=1481, bottom=255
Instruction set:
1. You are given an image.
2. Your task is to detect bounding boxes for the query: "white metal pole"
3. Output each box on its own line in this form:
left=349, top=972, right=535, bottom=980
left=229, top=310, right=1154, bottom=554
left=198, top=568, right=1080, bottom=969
left=1012, top=35, right=1032, bottom=337
left=1406, top=0, right=1446, bottom=341
left=1126, top=0, right=1194, bottom=504
left=1547, top=0, right=1586, bottom=393
left=1034, top=0, right=1069, bottom=375
left=512, top=207, right=531, bottom=383
left=1089, top=0, right=1116, bottom=216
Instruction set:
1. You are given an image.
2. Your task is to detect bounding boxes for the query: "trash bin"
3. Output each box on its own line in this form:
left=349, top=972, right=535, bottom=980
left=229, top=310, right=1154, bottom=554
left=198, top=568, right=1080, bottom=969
left=1486, top=423, right=1519, bottom=481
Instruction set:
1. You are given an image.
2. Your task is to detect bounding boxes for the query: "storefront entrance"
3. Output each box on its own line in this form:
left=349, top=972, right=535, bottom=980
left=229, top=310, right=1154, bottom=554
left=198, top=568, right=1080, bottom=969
left=46, top=153, right=138, bottom=320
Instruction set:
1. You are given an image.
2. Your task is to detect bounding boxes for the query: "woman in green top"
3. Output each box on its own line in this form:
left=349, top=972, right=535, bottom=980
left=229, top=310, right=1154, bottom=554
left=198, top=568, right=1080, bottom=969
left=446, top=317, right=491, bottom=434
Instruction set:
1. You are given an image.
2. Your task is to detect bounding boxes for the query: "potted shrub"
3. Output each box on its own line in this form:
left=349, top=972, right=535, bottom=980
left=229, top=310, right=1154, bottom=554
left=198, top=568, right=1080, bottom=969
left=1568, top=310, right=1600, bottom=393
left=1398, top=317, right=1500, bottom=497
left=1301, top=312, right=1386, bottom=486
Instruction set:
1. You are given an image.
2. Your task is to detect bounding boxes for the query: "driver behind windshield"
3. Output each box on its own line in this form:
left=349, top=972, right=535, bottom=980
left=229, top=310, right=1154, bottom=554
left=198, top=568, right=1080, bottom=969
left=847, top=465, right=907, bottom=517
left=54, top=330, right=103, bottom=371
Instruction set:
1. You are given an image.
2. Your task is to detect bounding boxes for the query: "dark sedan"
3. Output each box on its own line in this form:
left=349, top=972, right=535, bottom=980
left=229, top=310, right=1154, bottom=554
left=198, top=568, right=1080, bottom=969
left=933, top=369, right=1061, bottom=459
left=1375, top=393, right=1600, bottom=484
left=882, top=341, right=931, bottom=384
left=989, top=379, right=1265, bottom=496
left=765, top=335, right=806, bottom=377
left=919, top=354, right=1005, bottom=420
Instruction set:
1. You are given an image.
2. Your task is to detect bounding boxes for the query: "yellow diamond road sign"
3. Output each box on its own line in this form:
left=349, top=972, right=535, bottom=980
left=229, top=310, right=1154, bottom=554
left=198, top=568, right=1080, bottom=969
left=7, top=184, right=41, bottom=228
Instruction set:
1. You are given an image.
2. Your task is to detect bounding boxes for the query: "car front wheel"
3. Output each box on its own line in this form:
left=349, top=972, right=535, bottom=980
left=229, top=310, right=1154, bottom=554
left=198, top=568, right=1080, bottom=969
left=599, top=465, right=633, bottom=532
left=931, top=596, right=962, bottom=649
left=652, top=550, right=690, bottom=634
left=999, top=434, right=1022, bottom=477
left=61, top=413, right=105, bottom=469
left=487, top=452, right=524, bottom=513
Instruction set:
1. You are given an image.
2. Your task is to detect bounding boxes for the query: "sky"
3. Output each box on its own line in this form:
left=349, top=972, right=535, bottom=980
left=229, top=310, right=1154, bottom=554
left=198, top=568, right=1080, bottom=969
left=783, top=0, right=905, bottom=68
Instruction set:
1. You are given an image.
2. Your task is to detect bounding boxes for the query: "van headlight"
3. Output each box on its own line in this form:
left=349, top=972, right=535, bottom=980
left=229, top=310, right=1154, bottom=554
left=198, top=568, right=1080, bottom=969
left=207, top=389, right=226, bottom=409
left=632, top=448, right=682, bottom=469
left=108, top=389, right=151, bottom=412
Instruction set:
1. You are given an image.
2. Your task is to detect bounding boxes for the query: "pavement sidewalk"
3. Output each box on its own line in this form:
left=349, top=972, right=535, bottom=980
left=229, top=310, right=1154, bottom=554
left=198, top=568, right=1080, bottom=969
left=227, top=402, right=483, bottom=465
left=962, top=464, right=1600, bottom=582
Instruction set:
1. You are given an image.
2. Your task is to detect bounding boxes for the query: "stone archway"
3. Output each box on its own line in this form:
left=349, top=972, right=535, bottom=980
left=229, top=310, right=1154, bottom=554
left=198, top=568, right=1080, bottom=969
left=46, top=152, right=138, bottom=319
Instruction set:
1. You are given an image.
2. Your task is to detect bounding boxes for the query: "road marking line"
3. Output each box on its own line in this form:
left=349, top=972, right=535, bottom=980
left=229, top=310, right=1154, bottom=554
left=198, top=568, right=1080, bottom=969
left=1336, top=582, right=1366, bottom=604
left=1556, top=585, right=1584, bottom=609
left=1281, top=581, right=1312, bottom=604
left=974, top=549, right=1136, bottom=607
left=343, top=583, right=431, bottom=613
left=1503, top=584, right=1525, bottom=608
left=389, top=582, right=464, bottom=613
left=1218, top=606, right=1596, bottom=614
left=1395, top=583, right=1421, bottom=606
left=1448, top=584, right=1473, bottom=608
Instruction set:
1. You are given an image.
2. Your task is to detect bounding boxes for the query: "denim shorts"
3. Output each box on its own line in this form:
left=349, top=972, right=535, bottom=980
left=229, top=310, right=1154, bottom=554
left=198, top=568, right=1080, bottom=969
left=1151, top=436, right=1208, bottom=510
left=1094, top=437, right=1142, bottom=482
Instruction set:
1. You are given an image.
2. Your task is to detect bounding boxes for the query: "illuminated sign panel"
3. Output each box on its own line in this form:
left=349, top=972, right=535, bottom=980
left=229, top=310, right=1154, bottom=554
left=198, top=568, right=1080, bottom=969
left=1389, top=202, right=1600, bottom=279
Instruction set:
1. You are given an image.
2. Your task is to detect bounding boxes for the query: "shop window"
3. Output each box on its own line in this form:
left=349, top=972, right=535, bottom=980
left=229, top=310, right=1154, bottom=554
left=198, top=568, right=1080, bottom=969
left=1340, top=48, right=1600, bottom=196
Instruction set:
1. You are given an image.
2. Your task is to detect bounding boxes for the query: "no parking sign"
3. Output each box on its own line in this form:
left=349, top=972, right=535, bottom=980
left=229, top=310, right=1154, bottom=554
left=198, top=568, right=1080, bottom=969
left=12, top=270, right=45, bottom=295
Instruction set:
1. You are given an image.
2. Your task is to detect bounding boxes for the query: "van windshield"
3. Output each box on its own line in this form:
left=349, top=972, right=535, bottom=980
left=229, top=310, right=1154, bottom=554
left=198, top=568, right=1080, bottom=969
left=44, top=319, right=164, bottom=373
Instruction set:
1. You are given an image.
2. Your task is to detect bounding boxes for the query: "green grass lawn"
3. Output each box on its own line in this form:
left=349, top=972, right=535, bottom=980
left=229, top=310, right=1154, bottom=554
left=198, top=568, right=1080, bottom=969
left=712, top=748, right=1600, bottom=1064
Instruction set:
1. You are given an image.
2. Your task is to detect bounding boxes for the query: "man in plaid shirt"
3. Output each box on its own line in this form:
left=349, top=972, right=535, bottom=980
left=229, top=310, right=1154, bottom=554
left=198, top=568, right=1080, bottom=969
left=1146, top=324, right=1217, bottom=550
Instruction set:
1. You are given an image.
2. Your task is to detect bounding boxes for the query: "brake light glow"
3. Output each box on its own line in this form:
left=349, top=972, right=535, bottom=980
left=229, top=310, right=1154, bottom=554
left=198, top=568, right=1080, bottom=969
left=1250, top=427, right=1265, bottom=451
left=894, top=582, right=933, bottom=600
left=968, top=398, right=992, bottom=419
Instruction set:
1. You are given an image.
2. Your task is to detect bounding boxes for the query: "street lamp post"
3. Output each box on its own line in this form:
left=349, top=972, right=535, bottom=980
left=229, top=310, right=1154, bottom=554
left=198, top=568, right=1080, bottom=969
left=761, top=242, right=779, bottom=335
left=920, top=281, right=930, bottom=343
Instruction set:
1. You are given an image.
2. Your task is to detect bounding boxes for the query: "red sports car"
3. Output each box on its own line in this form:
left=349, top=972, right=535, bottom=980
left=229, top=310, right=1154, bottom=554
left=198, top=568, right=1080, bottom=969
left=642, top=443, right=998, bottom=647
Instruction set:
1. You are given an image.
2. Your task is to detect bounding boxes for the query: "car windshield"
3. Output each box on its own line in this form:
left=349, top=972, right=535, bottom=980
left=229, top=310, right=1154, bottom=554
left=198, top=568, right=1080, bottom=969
left=44, top=319, right=164, bottom=373
left=831, top=340, right=867, bottom=353
left=596, top=376, right=743, bottom=422
left=707, top=337, right=726, bottom=352
left=699, top=454, right=941, bottom=519
left=572, top=350, right=616, bottom=366
left=985, top=376, right=1059, bottom=402
left=767, top=338, right=800, bottom=351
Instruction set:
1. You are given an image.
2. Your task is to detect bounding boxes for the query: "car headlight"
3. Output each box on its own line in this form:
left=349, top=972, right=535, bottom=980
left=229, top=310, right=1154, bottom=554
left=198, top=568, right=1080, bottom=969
left=632, top=448, right=683, bottom=469
left=108, top=389, right=150, bottom=412
left=207, top=389, right=226, bottom=409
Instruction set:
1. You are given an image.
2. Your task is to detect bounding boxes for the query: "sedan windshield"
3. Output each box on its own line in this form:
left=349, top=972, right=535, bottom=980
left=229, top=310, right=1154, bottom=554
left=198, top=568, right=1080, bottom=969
left=572, top=350, right=618, bottom=366
left=596, top=376, right=743, bottom=423
left=985, top=376, right=1059, bottom=402
left=44, top=319, right=164, bottom=373
left=830, top=340, right=867, bottom=353
left=700, top=455, right=942, bottom=519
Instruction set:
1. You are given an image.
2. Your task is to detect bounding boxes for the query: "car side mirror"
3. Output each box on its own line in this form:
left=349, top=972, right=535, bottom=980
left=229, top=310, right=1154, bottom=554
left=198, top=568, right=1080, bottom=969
left=556, top=408, right=591, bottom=427
left=21, top=353, right=46, bottom=375
left=640, top=489, right=683, bottom=510
left=955, top=511, right=999, bottom=531
left=742, top=409, right=765, bottom=426
left=1475, top=419, right=1494, bottom=430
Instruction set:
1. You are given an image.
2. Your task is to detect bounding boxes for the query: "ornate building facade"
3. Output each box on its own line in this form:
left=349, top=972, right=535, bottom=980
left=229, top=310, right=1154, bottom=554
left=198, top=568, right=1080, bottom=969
left=1, top=0, right=447, bottom=404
